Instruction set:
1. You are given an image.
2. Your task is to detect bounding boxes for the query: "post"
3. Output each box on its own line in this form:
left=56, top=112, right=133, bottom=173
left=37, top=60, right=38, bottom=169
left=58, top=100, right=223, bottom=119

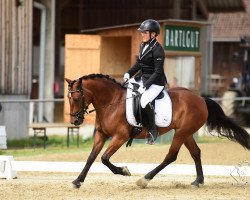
left=0, top=156, right=17, bottom=179
left=33, top=2, right=46, bottom=122
left=42, top=0, right=56, bottom=123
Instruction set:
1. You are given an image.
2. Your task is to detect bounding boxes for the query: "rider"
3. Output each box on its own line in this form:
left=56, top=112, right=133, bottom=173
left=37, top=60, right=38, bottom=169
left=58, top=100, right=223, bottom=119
left=123, top=19, right=167, bottom=145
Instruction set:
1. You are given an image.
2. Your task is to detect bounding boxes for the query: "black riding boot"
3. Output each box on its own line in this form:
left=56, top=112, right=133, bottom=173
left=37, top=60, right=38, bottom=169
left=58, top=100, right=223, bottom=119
left=144, top=103, right=158, bottom=145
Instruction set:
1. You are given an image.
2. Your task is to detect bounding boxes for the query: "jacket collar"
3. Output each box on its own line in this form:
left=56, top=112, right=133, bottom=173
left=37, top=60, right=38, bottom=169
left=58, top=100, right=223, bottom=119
left=139, top=38, right=158, bottom=60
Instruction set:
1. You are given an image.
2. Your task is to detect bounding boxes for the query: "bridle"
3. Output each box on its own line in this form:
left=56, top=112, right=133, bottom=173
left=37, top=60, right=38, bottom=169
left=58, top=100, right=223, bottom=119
left=67, top=79, right=88, bottom=121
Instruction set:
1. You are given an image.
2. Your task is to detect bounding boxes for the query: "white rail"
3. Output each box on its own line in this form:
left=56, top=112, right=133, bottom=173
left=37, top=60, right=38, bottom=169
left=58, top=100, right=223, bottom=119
left=1, top=156, right=249, bottom=180
left=0, top=98, right=64, bottom=103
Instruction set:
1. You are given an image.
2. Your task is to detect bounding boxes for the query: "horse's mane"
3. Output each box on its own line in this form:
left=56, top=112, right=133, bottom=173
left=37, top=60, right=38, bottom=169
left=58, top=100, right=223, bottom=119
left=79, top=73, right=124, bottom=88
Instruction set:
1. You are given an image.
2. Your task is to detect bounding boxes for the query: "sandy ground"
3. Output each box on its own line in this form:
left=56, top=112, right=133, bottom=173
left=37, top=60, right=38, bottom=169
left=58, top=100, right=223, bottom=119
left=0, top=172, right=249, bottom=200
left=0, top=140, right=250, bottom=200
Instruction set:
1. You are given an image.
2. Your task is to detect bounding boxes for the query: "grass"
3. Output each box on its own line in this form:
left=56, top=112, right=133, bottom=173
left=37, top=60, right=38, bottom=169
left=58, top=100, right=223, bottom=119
left=0, top=135, right=227, bottom=158
left=0, top=135, right=95, bottom=157
left=195, top=135, right=228, bottom=143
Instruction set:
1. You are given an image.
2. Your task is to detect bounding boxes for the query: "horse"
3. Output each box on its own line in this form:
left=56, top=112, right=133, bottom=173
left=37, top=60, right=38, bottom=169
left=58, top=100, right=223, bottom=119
left=65, top=73, right=250, bottom=189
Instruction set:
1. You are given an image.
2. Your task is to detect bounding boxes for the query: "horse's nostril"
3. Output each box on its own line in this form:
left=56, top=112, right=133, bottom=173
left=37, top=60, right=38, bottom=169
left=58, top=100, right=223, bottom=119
left=74, top=120, right=79, bottom=125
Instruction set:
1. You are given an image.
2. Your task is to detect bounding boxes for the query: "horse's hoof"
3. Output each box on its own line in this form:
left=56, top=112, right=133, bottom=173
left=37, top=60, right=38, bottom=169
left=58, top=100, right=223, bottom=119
left=191, top=179, right=204, bottom=188
left=72, top=180, right=81, bottom=189
left=122, top=166, right=131, bottom=176
left=191, top=183, right=199, bottom=188
left=136, top=177, right=150, bottom=188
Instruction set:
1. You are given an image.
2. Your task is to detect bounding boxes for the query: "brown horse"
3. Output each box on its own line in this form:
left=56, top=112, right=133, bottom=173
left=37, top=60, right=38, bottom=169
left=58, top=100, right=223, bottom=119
left=65, top=74, right=250, bottom=189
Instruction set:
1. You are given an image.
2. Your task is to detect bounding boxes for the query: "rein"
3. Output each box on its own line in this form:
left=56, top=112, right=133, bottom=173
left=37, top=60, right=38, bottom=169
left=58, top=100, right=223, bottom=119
left=87, top=95, right=135, bottom=113
left=87, top=82, right=139, bottom=113
left=67, top=80, right=138, bottom=117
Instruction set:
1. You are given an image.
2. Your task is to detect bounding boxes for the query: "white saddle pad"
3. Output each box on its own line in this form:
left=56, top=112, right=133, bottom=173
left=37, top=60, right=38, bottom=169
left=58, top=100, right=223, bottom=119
left=126, top=88, right=172, bottom=128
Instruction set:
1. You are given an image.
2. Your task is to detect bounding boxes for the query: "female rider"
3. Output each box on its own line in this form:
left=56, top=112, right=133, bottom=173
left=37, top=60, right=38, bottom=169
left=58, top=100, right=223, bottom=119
left=123, top=19, right=167, bottom=145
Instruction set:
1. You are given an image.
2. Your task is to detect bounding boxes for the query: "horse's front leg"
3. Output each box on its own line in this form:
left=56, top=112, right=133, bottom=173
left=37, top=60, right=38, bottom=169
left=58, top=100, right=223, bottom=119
left=101, top=136, right=131, bottom=176
left=72, top=130, right=107, bottom=188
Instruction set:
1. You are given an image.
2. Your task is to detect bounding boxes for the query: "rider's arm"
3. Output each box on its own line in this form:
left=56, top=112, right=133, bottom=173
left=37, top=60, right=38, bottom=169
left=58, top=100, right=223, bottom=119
left=127, top=57, right=141, bottom=77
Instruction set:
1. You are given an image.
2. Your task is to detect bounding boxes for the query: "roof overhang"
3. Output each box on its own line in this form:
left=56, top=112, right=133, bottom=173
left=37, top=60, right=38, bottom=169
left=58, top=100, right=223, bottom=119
left=212, top=37, right=241, bottom=42
left=81, top=19, right=211, bottom=34
left=80, top=0, right=245, bottom=33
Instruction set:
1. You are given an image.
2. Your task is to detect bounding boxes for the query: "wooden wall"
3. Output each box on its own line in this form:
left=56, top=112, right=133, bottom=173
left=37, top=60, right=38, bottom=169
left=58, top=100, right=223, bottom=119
left=212, top=42, right=244, bottom=95
left=0, top=0, right=33, bottom=95
left=100, top=36, right=131, bottom=81
left=64, top=34, right=101, bottom=80
left=64, top=34, right=101, bottom=122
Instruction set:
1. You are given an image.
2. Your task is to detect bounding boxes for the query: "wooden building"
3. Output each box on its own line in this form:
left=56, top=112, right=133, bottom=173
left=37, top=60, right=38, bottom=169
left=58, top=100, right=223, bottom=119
left=0, top=0, right=33, bottom=95
left=64, top=19, right=212, bottom=122
left=0, top=0, right=33, bottom=139
left=63, top=0, right=245, bottom=122
left=209, top=0, right=250, bottom=96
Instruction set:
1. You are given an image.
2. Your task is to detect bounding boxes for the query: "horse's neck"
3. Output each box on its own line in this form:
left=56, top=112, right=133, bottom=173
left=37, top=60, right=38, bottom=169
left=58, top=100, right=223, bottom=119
left=84, top=79, right=123, bottom=108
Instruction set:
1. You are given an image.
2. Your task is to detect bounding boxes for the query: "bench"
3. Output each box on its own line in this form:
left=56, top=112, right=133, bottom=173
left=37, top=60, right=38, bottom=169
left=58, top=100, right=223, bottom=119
left=28, top=123, right=80, bottom=149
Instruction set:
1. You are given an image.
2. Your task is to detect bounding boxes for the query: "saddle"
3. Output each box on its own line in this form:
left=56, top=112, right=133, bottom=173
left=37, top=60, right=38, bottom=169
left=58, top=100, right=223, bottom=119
left=126, top=83, right=164, bottom=147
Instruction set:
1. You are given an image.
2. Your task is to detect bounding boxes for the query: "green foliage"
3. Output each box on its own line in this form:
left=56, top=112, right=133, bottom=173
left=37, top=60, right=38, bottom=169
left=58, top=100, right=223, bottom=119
left=0, top=135, right=226, bottom=158
left=0, top=135, right=94, bottom=157
left=195, top=135, right=227, bottom=143
left=7, top=135, right=95, bottom=148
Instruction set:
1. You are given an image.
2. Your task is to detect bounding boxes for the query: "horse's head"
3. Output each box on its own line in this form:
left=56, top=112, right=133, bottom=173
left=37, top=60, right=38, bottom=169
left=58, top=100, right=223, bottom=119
left=65, top=78, right=88, bottom=126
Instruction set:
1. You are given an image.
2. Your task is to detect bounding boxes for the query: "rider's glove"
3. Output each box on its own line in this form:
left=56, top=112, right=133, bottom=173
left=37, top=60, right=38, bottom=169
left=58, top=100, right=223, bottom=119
left=137, top=85, right=146, bottom=94
left=123, top=73, right=130, bottom=82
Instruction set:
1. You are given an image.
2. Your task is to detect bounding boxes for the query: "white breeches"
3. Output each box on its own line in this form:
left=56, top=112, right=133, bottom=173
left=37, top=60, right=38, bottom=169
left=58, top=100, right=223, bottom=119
left=128, top=78, right=164, bottom=108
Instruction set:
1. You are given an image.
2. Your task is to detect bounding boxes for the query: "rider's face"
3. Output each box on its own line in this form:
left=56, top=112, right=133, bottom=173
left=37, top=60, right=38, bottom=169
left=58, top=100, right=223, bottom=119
left=141, top=31, right=150, bottom=42
left=141, top=31, right=156, bottom=42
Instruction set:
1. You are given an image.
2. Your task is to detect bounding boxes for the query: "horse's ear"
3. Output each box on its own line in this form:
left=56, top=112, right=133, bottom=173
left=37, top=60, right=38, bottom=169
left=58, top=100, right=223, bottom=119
left=65, top=78, right=72, bottom=84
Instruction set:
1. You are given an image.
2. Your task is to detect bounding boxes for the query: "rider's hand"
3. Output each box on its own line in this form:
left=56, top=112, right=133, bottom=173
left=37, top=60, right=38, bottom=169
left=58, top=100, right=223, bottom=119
left=123, top=73, right=130, bottom=82
left=137, top=85, right=146, bottom=94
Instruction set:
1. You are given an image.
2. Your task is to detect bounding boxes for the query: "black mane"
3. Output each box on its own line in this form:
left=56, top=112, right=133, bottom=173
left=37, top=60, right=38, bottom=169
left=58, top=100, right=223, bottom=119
left=79, top=73, right=124, bottom=88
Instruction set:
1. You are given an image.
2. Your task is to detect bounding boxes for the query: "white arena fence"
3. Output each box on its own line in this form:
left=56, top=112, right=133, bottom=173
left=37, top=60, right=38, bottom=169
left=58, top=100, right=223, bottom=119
left=0, top=96, right=250, bottom=124
left=0, top=98, right=64, bottom=124
left=0, top=156, right=249, bottom=180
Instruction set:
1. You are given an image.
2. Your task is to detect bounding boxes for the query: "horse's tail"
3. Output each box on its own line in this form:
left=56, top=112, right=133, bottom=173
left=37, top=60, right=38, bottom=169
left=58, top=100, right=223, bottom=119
left=204, top=97, right=250, bottom=150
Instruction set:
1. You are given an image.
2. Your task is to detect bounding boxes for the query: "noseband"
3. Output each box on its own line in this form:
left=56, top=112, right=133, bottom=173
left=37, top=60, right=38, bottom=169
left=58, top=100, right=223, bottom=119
left=67, top=79, right=88, bottom=121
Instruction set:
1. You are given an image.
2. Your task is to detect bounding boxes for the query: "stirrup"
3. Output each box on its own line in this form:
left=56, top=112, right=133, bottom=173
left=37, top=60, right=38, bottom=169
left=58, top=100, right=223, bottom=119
left=146, top=132, right=158, bottom=145
left=146, top=139, right=155, bottom=145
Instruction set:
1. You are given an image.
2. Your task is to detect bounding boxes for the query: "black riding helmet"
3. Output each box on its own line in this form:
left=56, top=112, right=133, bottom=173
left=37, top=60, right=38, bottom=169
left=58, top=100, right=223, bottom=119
left=138, top=19, right=160, bottom=36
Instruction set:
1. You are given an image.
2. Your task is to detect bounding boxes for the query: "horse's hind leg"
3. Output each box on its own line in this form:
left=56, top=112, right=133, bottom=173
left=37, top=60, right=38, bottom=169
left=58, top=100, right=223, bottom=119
left=136, top=134, right=184, bottom=188
left=184, top=136, right=204, bottom=187
left=101, top=136, right=131, bottom=176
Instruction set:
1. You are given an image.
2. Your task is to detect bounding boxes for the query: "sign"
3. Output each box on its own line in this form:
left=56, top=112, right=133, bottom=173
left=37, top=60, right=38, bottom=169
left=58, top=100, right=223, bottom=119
left=164, top=25, right=200, bottom=52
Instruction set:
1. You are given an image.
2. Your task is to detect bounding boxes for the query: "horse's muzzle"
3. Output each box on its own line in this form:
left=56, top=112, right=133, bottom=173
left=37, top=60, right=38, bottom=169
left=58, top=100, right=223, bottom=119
left=71, top=118, right=83, bottom=126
